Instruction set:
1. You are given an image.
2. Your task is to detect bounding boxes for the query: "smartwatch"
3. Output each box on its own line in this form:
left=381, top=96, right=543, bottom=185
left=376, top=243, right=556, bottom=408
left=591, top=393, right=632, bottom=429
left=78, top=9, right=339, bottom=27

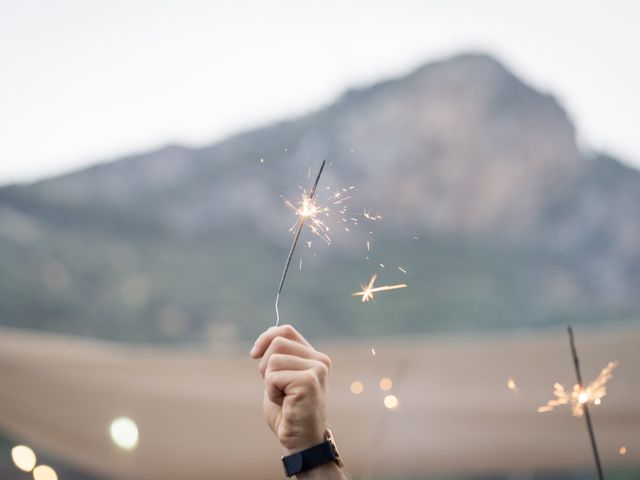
left=281, top=429, right=343, bottom=477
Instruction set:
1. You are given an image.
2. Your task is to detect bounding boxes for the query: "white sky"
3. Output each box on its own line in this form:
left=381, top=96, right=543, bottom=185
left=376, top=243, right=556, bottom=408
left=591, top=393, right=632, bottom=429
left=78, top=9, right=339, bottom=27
left=1, top=0, right=639, bottom=184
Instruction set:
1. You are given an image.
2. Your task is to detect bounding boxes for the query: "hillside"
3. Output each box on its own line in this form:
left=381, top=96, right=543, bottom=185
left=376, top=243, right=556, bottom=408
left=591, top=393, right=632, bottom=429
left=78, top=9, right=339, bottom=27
left=1, top=53, right=639, bottom=343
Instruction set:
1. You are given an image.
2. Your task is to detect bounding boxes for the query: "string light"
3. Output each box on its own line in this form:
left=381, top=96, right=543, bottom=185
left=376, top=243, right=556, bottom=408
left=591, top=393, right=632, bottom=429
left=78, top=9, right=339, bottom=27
left=383, top=394, right=399, bottom=410
left=32, top=465, right=58, bottom=480
left=11, top=445, right=36, bottom=472
left=110, top=417, right=139, bottom=450
left=350, top=381, right=364, bottom=395
left=379, top=378, right=393, bottom=391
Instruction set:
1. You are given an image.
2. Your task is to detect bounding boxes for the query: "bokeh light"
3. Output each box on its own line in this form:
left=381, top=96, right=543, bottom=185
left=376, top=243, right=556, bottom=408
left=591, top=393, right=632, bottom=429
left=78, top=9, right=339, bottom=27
left=384, top=394, right=399, bottom=410
left=350, top=381, right=364, bottom=395
left=507, top=378, right=517, bottom=392
left=32, top=465, right=58, bottom=480
left=619, top=446, right=627, bottom=455
left=578, top=391, right=588, bottom=404
left=11, top=445, right=37, bottom=472
left=110, top=417, right=139, bottom=450
left=379, top=377, right=392, bottom=391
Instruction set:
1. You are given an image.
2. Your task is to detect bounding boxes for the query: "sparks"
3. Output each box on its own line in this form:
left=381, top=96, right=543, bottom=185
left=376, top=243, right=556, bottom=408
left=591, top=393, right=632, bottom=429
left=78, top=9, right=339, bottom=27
left=537, top=361, right=618, bottom=416
left=352, top=274, right=407, bottom=302
left=282, top=192, right=331, bottom=244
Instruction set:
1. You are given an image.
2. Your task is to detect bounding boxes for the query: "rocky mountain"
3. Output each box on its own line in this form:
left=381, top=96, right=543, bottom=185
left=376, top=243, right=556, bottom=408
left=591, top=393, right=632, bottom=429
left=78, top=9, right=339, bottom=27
left=1, top=53, right=639, bottom=343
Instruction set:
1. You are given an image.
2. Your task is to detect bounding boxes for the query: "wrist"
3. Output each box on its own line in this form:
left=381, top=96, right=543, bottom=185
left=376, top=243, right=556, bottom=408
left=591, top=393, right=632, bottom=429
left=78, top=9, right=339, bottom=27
left=282, top=432, right=326, bottom=456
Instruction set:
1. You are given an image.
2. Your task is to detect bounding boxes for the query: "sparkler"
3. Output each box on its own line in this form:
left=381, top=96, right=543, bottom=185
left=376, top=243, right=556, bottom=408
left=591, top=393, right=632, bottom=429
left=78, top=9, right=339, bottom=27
left=537, top=361, right=617, bottom=416
left=537, top=326, right=617, bottom=480
left=274, top=160, right=326, bottom=326
left=352, top=274, right=407, bottom=302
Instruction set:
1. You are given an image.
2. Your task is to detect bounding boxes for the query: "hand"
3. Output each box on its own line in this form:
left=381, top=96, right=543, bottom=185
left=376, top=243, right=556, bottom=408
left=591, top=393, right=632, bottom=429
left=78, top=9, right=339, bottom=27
left=250, top=325, right=331, bottom=454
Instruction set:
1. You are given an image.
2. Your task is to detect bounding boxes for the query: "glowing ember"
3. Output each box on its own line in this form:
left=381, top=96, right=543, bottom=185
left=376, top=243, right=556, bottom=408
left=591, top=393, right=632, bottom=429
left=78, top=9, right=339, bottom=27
left=352, top=274, right=407, bottom=302
left=537, top=361, right=618, bottom=416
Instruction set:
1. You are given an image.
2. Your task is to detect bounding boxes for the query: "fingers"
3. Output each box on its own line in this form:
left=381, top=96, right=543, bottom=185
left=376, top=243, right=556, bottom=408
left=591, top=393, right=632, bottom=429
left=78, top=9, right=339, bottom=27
left=265, top=368, right=324, bottom=404
left=264, top=353, right=323, bottom=375
left=258, top=337, right=330, bottom=378
left=250, top=324, right=311, bottom=359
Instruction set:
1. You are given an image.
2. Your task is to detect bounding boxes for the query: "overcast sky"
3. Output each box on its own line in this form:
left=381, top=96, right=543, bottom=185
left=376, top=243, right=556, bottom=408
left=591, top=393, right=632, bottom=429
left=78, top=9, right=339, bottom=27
left=1, top=0, right=639, bottom=184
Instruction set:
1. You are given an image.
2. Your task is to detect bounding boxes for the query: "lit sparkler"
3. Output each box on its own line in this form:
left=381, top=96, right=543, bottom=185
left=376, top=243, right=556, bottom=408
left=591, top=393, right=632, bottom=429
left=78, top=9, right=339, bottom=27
left=275, top=160, right=326, bottom=326
left=537, top=361, right=618, bottom=416
left=352, top=274, right=407, bottom=302
left=537, top=326, right=615, bottom=480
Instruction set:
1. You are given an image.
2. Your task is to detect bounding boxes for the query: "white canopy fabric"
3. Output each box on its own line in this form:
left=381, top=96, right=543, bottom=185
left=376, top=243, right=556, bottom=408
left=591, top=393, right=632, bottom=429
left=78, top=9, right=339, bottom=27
left=0, top=325, right=638, bottom=479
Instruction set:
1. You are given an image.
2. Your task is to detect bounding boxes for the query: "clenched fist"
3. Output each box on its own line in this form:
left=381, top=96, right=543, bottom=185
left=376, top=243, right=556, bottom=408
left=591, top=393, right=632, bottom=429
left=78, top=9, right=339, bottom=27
left=251, top=325, right=347, bottom=479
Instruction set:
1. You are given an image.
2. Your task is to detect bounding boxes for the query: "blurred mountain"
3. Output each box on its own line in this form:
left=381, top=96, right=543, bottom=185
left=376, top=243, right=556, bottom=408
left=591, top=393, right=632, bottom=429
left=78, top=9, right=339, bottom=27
left=1, top=53, right=639, bottom=343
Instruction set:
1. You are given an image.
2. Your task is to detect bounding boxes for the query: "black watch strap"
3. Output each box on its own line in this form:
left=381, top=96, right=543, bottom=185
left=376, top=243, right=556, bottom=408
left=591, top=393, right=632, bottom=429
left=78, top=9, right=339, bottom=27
left=281, top=440, right=337, bottom=477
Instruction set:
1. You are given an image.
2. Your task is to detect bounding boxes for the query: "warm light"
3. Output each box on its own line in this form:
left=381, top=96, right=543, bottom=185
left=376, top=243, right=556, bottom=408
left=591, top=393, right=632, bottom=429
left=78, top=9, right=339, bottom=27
left=619, top=446, right=627, bottom=455
left=379, top=378, right=392, bottom=392
left=282, top=192, right=331, bottom=244
left=507, top=378, right=517, bottom=392
left=538, top=361, right=618, bottom=416
left=350, top=381, right=364, bottom=395
left=32, top=465, right=58, bottom=480
left=299, top=197, right=317, bottom=218
left=371, top=347, right=376, bottom=356
left=352, top=274, right=407, bottom=302
left=110, top=417, right=139, bottom=450
left=11, top=445, right=37, bottom=472
left=383, top=394, right=399, bottom=410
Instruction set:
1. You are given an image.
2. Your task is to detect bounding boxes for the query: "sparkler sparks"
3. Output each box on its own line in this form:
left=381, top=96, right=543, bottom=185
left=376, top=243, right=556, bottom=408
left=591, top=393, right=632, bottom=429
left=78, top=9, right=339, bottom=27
left=282, top=192, right=331, bottom=244
left=352, top=274, right=407, bottom=302
left=537, top=361, right=618, bottom=416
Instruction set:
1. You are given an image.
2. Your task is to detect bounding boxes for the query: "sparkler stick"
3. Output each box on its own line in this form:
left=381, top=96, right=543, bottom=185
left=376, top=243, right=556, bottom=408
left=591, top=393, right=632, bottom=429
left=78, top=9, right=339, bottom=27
left=274, top=160, right=326, bottom=326
left=568, top=325, right=605, bottom=480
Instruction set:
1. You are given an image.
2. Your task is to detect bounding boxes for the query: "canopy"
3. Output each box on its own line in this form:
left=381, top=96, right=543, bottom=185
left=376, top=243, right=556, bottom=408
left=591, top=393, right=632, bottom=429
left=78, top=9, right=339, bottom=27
left=1, top=325, right=638, bottom=479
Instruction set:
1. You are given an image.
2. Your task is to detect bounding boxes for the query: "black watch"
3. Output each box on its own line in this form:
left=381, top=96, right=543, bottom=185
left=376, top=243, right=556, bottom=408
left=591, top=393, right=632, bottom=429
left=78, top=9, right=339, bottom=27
left=281, top=429, right=343, bottom=477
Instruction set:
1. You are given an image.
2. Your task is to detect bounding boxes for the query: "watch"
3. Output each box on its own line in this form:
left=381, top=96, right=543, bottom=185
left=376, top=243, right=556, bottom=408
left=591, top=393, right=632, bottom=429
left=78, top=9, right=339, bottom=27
left=281, top=429, right=343, bottom=477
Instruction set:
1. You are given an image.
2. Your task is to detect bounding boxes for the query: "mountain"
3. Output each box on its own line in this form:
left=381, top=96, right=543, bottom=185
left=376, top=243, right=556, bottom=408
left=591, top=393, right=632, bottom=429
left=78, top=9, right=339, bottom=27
left=1, top=53, right=639, bottom=344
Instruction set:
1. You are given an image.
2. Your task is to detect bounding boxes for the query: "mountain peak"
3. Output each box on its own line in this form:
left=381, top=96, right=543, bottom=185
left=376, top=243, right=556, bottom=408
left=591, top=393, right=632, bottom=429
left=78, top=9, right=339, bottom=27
left=2, top=52, right=640, bottom=341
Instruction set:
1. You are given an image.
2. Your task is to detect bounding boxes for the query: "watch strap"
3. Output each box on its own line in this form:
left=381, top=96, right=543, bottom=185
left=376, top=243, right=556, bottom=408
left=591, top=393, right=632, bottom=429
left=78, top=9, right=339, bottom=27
left=281, top=440, right=338, bottom=477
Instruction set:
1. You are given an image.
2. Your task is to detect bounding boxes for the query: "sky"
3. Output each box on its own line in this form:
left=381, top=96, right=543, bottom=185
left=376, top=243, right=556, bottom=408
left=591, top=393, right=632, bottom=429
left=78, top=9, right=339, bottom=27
left=1, top=0, right=639, bottom=184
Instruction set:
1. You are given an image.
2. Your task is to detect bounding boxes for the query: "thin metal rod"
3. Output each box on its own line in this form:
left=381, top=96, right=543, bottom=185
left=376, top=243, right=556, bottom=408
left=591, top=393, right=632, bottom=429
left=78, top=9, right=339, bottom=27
left=275, top=160, right=326, bottom=326
left=568, top=325, right=605, bottom=480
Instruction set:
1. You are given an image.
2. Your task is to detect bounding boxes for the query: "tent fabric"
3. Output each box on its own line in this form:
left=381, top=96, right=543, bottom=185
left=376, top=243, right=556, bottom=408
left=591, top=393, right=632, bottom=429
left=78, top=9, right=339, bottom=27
left=0, top=325, right=638, bottom=479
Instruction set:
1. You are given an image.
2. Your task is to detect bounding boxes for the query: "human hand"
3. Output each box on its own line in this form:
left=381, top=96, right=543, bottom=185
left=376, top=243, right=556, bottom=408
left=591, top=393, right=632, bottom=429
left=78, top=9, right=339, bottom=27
left=250, top=325, right=331, bottom=454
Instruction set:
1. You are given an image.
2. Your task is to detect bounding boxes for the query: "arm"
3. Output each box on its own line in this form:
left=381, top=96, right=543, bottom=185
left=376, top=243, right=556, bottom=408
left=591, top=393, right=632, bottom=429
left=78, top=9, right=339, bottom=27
left=251, top=325, right=348, bottom=480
